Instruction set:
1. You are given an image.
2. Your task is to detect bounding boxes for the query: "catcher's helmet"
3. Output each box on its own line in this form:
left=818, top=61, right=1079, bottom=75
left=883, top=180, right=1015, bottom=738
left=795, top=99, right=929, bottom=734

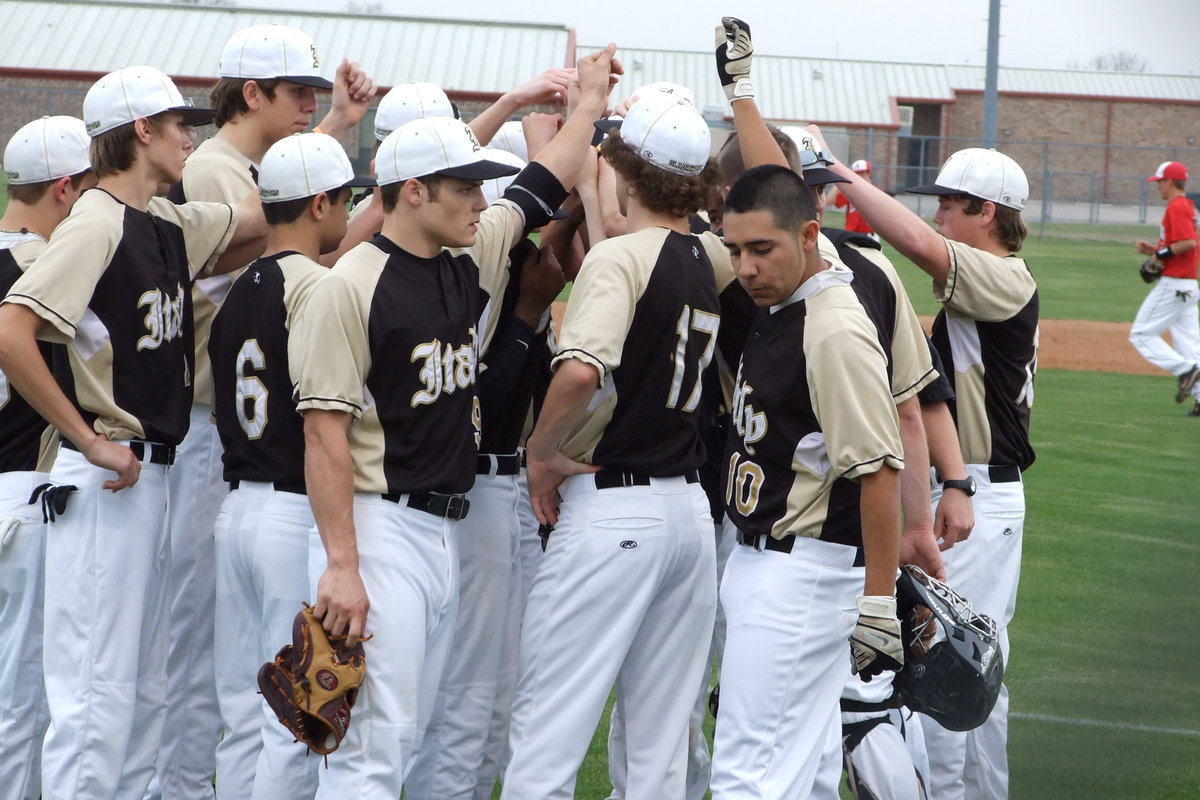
left=893, top=566, right=1004, bottom=732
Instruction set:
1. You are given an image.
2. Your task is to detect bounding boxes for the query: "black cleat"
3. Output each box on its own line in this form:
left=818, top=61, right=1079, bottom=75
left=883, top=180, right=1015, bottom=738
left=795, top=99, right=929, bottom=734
left=1176, top=365, right=1200, bottom=403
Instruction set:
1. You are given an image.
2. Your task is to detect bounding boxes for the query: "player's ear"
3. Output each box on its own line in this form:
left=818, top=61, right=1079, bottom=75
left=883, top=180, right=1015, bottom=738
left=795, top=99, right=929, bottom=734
left=401, top=178, right=426, bottom=207
left=51, top=175, right=74, bottom=204
left=311, top=191, right=330, bottom=220
left=133, top=117, right=156, bottom=145
left=978, top=200, right=997, bottom=227
left=243, top=80, right=263, bottom=111
left=799, top=218, right=821, bottom=249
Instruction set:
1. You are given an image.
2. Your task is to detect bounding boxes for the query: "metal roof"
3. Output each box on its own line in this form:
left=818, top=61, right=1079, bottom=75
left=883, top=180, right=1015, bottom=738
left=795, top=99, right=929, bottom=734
left=593, top=45, right=1200, bottom=127
left=0, top=1, right=573, bottom=93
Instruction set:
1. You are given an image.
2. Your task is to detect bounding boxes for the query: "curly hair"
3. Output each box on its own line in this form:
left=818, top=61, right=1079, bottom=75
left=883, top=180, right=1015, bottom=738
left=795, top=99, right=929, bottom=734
left=600, top=134, right=720, bottom=219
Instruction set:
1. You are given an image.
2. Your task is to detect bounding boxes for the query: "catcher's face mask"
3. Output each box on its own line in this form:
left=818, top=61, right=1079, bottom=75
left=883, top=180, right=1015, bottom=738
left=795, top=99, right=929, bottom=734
left=893, top=566, right=1005, bottom=732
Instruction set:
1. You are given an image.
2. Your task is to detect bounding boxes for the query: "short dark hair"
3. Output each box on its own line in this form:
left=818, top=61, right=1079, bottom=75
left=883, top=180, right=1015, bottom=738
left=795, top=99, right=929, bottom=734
left=600, top=134, right=720, bottom=218
left=949, top=193, right=1028, bottom=253
left=6, top=170, right=90, bottom=205
left=1170, top=178, right=1187, bottom=191
left=262, top=185, right=351, bottom=225
left=717, top=126, right=802, bottom=186
left=210, top=77, right=280, bottom=128
left=379, top=174, right=445, bottom=213
left=723, top=164, right=817, bottom=233
left=90, top=113, right=168, bottom=177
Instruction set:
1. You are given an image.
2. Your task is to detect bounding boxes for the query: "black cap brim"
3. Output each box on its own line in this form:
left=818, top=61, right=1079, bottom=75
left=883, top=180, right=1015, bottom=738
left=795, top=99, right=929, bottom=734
left=803, top=166, right=849, bottom=186
left=175, top=106, right=217, bottom=128
left=438, top=159, right=522, bottom=181
left=594, top=118, right=623, bottom=133
left=907, top=183, right=958, bottom=197
left=343, top=175, right=376, bottom=189
left=280, top=74, right=336, bottom=91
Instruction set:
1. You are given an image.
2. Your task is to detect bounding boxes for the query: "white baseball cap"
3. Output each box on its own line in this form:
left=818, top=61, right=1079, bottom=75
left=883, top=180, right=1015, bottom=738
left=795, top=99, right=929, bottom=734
left=909, top=147, right=1028, bottom=211
left=84, top=67, right=215, bottom=137
left=850, top=158, right=872, bottom=173
left=490, top=120, right=529, bottom=163
left=479, top=148, right=526, bottom=206
left=375, top=117, right=522, bottom=186
left=779, top=126, right=846, bottom=187
left=219, top=25, right=333, bottom=90
left=374, top=83, right=455, bottom=142
left=4, top=116, right=91, bottom=185
left=606, top=96, right=712, bottom=177
left=631, top=81, right=696, bottom=107
left=258, top=133, right=373, bottom=203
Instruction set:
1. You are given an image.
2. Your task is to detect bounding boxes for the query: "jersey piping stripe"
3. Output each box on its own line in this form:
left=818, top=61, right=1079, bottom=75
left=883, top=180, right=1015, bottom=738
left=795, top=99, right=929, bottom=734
left=4, top=293, right=75, bottom=332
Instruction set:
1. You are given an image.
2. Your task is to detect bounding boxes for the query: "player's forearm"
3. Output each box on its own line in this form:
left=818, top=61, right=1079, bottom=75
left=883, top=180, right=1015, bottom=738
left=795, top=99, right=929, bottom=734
left=922, top=401, right=967, bottom=479
left=526, top=358, right=599, bottom=462
left=468, top=96, right=522, bottom=147
left=0, top=305, right=96, bottom=449
left=897, top=397, right=932, bottom=532
left=858, top=465, right=902, bottom=597
left=731, top=98, right=789, bottom=169
left=303, top=410, right=359, bottom=570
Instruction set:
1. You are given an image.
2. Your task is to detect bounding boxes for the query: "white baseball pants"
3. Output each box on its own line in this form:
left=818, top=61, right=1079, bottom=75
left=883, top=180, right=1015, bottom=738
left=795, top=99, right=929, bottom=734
left=709, top=532, right=862, bottom=800
left=310, top=495, right=458, bottom=800
left=474, top=468, right=543, bottom=800
left=148, top=407, right=227, bottom=800
left=407, top=470, right=523, bottom=800
left=210, top=482, right=317, bottom=800
left=1130, top=276, right=1200, bottom=397
left=41, top=444, right=171, bottom=800
left=921, top=466, right=1024, bottom=800
left=0, top=470, right=52, bottom=800
left=501, top=474, right=716, bottom=800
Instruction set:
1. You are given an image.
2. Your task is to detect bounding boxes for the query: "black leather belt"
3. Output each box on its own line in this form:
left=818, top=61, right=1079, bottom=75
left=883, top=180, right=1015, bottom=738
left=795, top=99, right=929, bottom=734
left=476, top=452, right=525, bottom=476
left=988, top=465, right=1021, bottom=483
left=593, top=468, right=700, bottom=490
left=736, top=529, right=866, bottom=566
left=229, top=479, right=306, bottom=496
left=62, top=438, right=175, bottom=466
left=381, top=491, right=471, bottom=521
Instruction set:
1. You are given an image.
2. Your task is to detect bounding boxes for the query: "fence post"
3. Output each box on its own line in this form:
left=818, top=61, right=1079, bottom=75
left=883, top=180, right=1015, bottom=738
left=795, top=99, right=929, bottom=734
left=916, top=136, right=927, bottom=218
left=1039, top=142, right=1049, bottom=238
left=1139, top=180, right=1148, bottom=225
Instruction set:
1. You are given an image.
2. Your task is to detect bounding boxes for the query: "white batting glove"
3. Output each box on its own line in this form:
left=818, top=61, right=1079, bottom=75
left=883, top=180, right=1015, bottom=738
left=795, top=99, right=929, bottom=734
left=714, top=17, right=755, bottom=103
left=0, top=516, right=20, bottom=556
left=850, top=595, right=905, bottom=681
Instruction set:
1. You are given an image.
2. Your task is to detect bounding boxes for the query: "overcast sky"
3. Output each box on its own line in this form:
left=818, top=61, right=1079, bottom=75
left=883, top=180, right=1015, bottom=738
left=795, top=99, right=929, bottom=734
left=170, top=0, right=1200, bottom=75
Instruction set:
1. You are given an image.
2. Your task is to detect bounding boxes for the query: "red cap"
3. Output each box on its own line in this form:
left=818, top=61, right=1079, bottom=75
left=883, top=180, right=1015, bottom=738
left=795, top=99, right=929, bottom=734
left=850, top=158, right=872, bottom=173
left=1148, top=161, right=1188, bottom=182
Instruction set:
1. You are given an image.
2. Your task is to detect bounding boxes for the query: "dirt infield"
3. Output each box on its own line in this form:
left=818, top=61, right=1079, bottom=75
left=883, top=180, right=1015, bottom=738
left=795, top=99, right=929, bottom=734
left=551, top=303, right=1161, bottom=377
left=920, top=317, right=1159, bottom=376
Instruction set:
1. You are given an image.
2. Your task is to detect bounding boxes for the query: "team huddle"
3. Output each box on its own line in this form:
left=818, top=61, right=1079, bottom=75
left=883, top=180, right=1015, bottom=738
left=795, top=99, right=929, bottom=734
left=10, top=11, right=1160, bottom=800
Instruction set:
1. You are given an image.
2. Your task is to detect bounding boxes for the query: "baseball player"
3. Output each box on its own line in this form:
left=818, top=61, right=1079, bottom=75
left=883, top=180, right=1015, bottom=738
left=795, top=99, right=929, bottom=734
left=207, top=132, right=372, bottom=800
left=0, top=115, right=93, bottom=800
left=712, top=162, right=905, bottom=800
left=1132, top=161, right=1200, bottom=414
left=829, top=159, right=878, bottom=240
left=288, top=46, right=620, bottom=800
left=502, top=94, right=736, bottom=800
left=157, top=24, right=375, bottom=800
left=812, top=129, right=1038, bottom=800
left=0, top=66, right=265, bottom=800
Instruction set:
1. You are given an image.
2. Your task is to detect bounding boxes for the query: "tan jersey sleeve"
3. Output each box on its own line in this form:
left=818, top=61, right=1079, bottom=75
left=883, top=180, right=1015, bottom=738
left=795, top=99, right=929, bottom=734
left=552, top=231, right=658, bottom=386
left=291, top=245, right=380, bottom=417
left=8, top=238, right=46, bottom=270
left=148, top=197, right=238, bottom=280
left=280, top=256, right=330, bottom=336
left=699, top=230, right=737, bottom=292
left=852, top=244, right=936, bottom=401
left=936, top=237, right=1036, bottom=322
left=182, top=149, right=256, bottom=204
left=805, top=288, right=904, bottom=480
left=2, top=191, right=123, bottom=342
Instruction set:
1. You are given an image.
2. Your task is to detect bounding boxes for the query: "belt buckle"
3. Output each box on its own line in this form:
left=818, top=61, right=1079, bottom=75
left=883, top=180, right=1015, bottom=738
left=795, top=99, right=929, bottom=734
left=446, top=494, right=468, bottom=520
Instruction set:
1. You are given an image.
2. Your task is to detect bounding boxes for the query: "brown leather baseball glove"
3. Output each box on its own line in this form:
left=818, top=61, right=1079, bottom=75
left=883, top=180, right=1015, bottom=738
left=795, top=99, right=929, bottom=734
left=258, top=604, right=368, bottom=755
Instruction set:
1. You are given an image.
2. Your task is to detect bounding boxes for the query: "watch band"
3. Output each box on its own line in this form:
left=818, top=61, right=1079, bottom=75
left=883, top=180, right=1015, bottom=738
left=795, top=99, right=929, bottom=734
left=942, top=477, right=976, bottom=497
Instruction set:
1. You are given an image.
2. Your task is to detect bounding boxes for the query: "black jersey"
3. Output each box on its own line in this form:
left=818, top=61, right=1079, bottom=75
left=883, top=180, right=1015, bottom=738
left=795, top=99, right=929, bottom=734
left=4, top=190, right=236, bottom=445
left=210, top=252, right=325, bottom=485
left=723, top=265, right=903, bottom=546
left=928, top=238, right=1038, bottom=470
left=0, top=238, right=56, bottom=472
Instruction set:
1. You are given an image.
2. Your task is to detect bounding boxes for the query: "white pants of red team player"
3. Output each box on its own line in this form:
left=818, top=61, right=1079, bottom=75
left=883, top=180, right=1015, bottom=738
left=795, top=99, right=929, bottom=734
left=407, top=469, right=523, bottom=800
left=501, top=474, right=716, bottom=800
left=922, top=465, right=1024, bottom=800
left=148, top=407, right=228, bottom=800
left=1130, top=276, right=1200, bottom=399
left=211, top=482, right=318, bottom=800
left=710, top=529, right=863, bottom=800
left=309, top=495, right=459, bottom=800
left=0, top=470, right=52, bottom=800
left=40, top=444, right=171, bottom=800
